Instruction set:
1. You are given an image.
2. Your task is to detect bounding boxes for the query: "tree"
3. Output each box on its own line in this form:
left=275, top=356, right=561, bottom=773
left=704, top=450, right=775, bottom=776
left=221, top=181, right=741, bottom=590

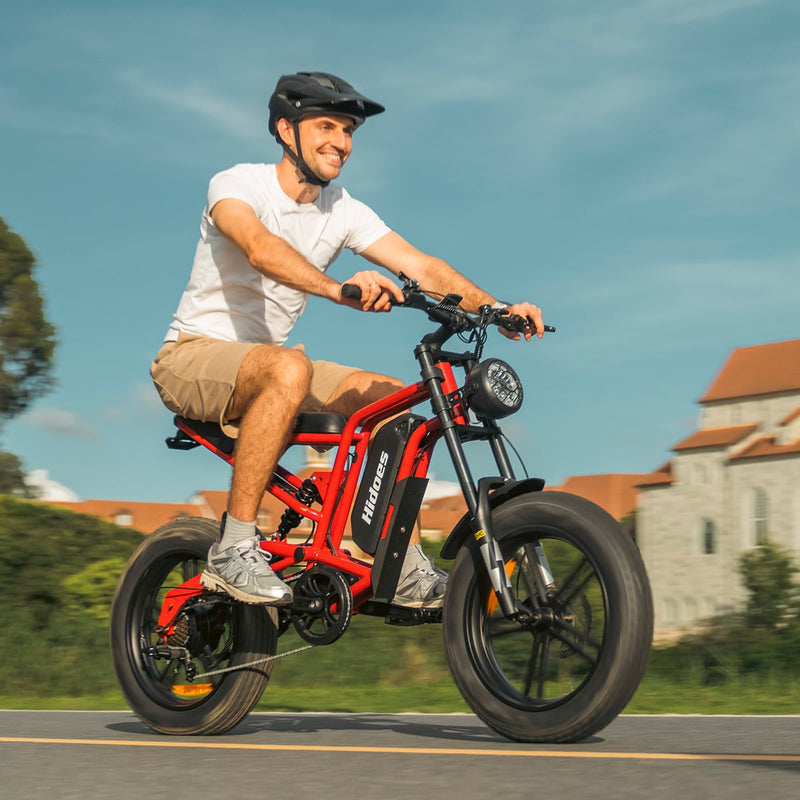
left=738, top=540, right=798, bottom=628
left=0, top=216, right=57, bottom=424
left=0, top=450, right=33, bottom=496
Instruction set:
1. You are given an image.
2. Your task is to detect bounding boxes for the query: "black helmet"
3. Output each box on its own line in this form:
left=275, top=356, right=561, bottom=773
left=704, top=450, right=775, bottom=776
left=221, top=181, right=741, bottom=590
left=268, top=72, right=385, bottom=135
left=268, top=72, right=385, bottom=188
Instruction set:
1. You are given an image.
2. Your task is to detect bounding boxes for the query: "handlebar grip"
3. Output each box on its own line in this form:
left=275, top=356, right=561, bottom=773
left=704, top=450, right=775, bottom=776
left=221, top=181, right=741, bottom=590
left=501, top=313, right=556, bottom=333
left=341, top=283, right=362, bottom=300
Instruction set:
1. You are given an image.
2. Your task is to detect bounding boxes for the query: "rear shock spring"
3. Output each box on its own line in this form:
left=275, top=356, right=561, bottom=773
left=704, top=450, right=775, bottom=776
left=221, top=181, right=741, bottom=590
left=276, top=478, right=322, bottom=539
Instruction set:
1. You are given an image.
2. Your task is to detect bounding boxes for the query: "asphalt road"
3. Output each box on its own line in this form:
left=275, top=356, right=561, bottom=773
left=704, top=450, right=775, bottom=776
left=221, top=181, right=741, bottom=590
left=1, top=711, right=798, bottom=800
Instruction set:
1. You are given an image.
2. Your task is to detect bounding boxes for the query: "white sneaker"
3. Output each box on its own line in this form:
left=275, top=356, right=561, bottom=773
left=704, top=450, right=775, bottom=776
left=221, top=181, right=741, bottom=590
left=200, top=537, right=292, bottom=605
left=391, top=544, right=448, bottom=609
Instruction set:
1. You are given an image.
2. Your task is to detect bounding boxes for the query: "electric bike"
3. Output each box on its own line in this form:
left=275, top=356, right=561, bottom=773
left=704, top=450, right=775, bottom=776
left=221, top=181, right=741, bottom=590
left=110, top=276, right=653, bottom=742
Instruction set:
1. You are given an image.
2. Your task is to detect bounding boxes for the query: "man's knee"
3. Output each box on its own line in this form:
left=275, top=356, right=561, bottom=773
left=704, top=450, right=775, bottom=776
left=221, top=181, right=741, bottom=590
left=233, top=345, right=312, bottom=410
left=277, top=347, right=313, bottom=393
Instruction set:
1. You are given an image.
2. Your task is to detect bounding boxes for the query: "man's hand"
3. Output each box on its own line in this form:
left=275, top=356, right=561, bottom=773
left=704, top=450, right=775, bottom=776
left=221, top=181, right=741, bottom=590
left=498, top=302, right=545, bottom=341
left=338, top=270, right=404, bottom=312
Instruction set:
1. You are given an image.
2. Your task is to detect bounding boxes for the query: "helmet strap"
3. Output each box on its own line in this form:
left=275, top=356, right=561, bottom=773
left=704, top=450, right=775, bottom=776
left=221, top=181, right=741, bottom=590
left=277, top=121, right=330, bottom=188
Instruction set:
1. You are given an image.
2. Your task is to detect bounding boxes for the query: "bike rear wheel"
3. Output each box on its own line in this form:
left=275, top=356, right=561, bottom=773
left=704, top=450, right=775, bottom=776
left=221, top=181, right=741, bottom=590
left=110, top=518, right=277, bottom=735
left=443, top=491, right=653, bottom=743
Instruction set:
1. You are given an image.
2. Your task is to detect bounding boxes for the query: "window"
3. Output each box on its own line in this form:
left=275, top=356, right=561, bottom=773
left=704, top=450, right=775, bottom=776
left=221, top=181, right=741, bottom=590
left=695, top=464, right=708, bottom=484
left=114, top=510, right=133, bottom=527
left=793, top=489, right=800, bottom=549
left=702, top=519, right=715, bottom=554
left=746, top=488, right=768, bottom=546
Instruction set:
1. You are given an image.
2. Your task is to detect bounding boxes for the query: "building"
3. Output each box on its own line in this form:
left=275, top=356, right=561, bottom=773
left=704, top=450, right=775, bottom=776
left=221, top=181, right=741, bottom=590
left=637, top=338, right=800, bottom=635
left=545, top=474, right=644, bottom=525
left=48, top=441, right=643, bottom=557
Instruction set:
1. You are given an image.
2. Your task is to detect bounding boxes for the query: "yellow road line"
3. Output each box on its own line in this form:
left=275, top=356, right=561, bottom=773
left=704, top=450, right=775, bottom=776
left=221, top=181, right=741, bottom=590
left=1, top=737, right=799, bottom=762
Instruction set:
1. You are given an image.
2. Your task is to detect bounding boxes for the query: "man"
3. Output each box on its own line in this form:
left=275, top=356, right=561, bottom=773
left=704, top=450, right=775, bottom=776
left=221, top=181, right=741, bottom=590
left=151, top=72, right=543, bottom=609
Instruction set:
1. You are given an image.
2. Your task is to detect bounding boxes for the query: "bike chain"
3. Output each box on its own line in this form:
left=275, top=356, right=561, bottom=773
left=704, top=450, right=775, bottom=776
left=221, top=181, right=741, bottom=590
left=191, top=643, right=315, bottom=681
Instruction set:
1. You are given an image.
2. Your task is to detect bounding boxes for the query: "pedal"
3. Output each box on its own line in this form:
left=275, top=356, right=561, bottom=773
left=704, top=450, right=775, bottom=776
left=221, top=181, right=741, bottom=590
left=359, top=600, right=442, bottom=625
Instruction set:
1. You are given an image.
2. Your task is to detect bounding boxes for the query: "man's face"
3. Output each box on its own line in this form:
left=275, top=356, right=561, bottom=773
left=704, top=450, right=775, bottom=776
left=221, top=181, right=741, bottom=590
left=292, top=114, right=356, bottom=182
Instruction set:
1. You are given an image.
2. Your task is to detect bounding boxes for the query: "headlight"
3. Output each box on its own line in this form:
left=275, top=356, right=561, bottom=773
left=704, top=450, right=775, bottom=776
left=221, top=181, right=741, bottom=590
left=463, top=359, right=524, bottom=419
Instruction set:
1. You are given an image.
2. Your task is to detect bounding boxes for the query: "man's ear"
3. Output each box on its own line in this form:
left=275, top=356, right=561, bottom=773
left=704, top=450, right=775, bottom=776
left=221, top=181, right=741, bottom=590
left=275, top=118, right=295, bottom=149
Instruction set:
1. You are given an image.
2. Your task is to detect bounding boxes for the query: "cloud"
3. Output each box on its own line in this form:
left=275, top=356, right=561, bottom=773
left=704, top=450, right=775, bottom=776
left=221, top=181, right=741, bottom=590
left=543, top=253, right=800, bottom=367
left=101, top=382, right=169, bottom=422
left=115, top=69, right=263, bottom=145
left=21, top=407, right=99, bottom=438
left=25, top=469, right=81, bottom=502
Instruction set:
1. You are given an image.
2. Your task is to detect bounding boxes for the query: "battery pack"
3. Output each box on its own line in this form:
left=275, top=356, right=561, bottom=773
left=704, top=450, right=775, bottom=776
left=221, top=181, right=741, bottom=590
left=350, top=414, right=425, bottom=555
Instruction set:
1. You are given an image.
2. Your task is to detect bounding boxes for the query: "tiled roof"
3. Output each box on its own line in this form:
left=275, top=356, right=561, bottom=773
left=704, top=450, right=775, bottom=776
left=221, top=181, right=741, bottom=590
left=673, top=424, right=759, bottom=452
left=699, top=339, right=800, bottom=403
left=729, top=435, right=800, bottom=461
left=50, top=500, right=208, bottom=533
left=546, top=474, right=646, bottom=520
left=780, top=406, right=800, bottom=425
left=636, top=462, right=674, bottom=488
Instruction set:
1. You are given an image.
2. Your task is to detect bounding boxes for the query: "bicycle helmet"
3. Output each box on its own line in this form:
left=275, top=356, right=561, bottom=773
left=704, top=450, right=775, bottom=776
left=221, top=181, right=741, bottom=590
left=268, top=72, right=385, bottom=187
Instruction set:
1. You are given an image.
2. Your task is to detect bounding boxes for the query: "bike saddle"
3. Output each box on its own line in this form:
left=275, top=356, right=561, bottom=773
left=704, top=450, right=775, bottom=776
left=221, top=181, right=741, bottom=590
left=168, top=413, right=347, bottom=456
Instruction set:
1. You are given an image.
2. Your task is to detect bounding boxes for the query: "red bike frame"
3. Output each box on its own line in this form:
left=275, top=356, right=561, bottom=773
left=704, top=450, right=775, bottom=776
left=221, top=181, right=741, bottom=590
left=156, top=359, right=469, bottom=634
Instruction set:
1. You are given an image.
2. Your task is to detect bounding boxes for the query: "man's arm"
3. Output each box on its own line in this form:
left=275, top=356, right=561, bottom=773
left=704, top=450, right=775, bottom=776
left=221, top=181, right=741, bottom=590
left=211, top=198, right=402, bottom=311
left=361, top=231, right=544, bottom=339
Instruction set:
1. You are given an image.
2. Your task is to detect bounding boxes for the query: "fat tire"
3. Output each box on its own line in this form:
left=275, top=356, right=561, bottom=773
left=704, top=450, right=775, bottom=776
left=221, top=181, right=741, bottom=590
left=443, top=491, right=653, bottom=743
left=110, top=518, right=277, bottom=735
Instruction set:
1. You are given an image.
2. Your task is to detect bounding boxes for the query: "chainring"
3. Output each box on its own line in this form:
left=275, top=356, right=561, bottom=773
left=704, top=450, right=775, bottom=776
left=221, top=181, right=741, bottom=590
left=291, top=565, right=353, bottom=645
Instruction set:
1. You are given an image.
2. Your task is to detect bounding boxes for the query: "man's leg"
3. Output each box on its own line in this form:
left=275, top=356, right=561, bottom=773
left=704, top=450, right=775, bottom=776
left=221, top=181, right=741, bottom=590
left=201, top=345, right=312, bottom=605
left=226, top=345, right=312, bottom=522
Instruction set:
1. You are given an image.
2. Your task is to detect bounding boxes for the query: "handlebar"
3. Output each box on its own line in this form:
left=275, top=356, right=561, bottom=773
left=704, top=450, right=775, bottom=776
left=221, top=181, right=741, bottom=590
left=341, top=282, right=555, bottom=335
left=340, top=283, right=364, bottom=301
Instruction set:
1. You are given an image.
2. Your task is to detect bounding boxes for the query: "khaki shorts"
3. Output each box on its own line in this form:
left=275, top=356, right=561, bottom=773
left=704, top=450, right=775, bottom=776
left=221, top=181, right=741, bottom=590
left=150, top=334, right=360, bottom=436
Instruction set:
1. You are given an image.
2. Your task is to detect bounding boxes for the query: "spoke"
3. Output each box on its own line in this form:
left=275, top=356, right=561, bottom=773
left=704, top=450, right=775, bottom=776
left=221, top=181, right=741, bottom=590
left=523, top=631, right=551, bottom=698
left=488, top=619, right=527, bottom=640
left=552, top=556, right=596, bottom=608
left=182, top=559, right=200, bottom=582
left=547, top=620, right=601, bottom=663
left=198, top=648, right=220, bottom=670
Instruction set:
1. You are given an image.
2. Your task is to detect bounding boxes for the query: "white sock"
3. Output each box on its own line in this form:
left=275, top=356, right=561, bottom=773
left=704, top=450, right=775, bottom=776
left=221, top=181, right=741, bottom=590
left=218, top=513, right=257, bottom=550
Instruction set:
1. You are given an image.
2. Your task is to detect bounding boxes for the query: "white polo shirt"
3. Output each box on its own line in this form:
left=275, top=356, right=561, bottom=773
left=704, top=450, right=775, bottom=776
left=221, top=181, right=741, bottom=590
left=165, top=163, right=391, bottom=345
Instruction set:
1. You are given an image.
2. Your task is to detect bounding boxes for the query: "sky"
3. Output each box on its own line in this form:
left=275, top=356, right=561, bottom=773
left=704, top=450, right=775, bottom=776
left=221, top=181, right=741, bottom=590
left=1, top=0, right=798, bottom=505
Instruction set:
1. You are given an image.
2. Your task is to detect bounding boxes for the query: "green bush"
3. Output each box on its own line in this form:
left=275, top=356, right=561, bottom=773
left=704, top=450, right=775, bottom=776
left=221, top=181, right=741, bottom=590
left=0, top=495, right=143, bottom=696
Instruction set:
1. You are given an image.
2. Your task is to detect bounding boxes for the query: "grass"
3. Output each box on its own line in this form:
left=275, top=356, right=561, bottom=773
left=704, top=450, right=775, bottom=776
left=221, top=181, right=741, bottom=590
left=4, top=674, right=800, bottom=715
left=3, top=496, right=799, bottom=718
left=626, top=673, right=800, bottom=715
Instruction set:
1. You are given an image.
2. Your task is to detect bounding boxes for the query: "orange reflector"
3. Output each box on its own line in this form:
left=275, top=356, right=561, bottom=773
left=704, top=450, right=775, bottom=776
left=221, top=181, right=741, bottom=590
left=172, top=684, right=213, bottom=697
left=486, top=560, right=517, bottom=615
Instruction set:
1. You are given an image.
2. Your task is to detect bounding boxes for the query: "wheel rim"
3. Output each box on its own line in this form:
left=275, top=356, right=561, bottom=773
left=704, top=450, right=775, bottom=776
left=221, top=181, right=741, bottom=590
left=465, top=531, right=608, bottom=710
left=125, top=549, right=244, bottom=709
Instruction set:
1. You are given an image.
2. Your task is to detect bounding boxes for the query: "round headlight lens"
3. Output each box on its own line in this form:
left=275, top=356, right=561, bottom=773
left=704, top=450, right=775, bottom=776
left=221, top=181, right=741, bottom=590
left=464, top=359, right=524, bottom=419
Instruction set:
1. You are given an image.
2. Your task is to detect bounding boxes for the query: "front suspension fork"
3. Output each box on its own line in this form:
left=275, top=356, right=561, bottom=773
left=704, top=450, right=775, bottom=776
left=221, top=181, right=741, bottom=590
left=472, top=477, right=533, bottom=620
left=417, top=343, right=531, bottom=622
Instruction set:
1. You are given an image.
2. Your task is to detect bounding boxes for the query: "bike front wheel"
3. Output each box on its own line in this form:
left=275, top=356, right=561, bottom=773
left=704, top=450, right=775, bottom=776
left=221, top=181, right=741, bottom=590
left=110, top=518, right=278, bottom=735
left=443, top=491, right=653, bottom=743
